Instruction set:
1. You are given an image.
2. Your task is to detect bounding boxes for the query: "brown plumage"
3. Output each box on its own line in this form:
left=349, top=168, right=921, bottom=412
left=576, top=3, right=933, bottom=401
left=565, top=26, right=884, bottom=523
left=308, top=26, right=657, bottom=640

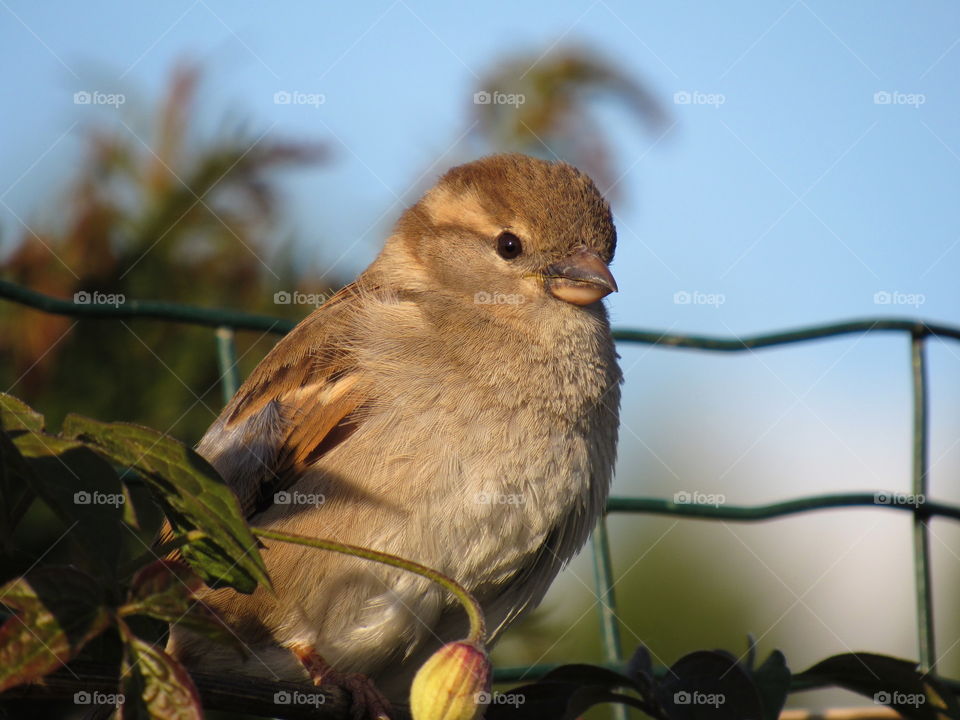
left=166, top=153, right=622, bottom=716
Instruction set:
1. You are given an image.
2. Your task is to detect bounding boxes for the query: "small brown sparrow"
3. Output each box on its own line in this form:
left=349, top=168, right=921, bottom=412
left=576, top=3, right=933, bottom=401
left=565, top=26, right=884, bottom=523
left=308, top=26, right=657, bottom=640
left=167, top=153, right=622, bottom=714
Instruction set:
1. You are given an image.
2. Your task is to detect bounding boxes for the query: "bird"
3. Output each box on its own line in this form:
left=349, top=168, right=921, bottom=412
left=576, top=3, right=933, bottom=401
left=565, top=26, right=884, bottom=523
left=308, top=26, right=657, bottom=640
left=165, top=153, right=622, bottom=717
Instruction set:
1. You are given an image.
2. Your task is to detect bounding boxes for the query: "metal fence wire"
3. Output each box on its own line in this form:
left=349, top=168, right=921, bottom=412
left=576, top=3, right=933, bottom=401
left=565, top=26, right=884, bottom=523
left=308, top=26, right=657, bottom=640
left=2, top=279, right=960, bottom=702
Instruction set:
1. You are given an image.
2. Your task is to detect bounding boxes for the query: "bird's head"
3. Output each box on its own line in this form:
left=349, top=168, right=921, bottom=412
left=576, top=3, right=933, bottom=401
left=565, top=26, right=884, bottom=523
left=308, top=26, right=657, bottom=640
left=383, top=153, right=618, bottom=318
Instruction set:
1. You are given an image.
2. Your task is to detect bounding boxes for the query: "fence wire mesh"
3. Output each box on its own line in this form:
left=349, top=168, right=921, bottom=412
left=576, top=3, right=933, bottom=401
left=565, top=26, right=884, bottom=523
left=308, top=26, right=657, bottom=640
left=2, top=278, right=958, bottom=708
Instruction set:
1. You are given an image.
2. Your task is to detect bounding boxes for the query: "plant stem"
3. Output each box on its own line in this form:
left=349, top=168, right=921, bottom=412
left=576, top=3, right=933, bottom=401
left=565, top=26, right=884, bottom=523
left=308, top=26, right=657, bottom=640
left=252, top=527, right=486, bottom=645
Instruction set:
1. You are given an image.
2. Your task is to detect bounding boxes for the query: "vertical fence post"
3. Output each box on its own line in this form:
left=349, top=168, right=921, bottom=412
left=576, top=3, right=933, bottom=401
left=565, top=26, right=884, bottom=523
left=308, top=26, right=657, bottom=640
left=215, top=326, right=239, bottom=405
left=592, top=514, right=629, bottom=720
left=911, top=331, right=935, bottom=672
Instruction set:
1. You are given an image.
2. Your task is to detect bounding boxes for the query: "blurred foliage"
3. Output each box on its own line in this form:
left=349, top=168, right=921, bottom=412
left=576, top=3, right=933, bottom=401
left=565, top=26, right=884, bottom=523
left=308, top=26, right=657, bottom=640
left=0, top=64, right=333, bottom=442
left=469, top=47, right=668, bottom=198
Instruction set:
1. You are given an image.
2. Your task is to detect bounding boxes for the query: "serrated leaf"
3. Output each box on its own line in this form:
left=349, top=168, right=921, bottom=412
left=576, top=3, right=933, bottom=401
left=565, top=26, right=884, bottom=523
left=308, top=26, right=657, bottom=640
left=0, top=567, right=112, bottom=692
left=62, top=415, right=270, bottom=594
left=794, top=652, right=960, bottom=720
left=120, top=560, right=242, bottom=652
left=120, top=631, right=203, bottom=720
left=0, top=393, right=44, bottom=433
left=13, top=430, right=124, bottom=577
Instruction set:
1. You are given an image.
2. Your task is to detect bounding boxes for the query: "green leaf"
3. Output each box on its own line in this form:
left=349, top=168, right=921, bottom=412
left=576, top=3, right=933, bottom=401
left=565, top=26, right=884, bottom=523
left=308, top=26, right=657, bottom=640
left=0, top=393, right=44, bottom=433
left=0, top=567, right=112, bottom=692
left=0, top=430, right=37, bottom=546
left=794, top=652, right=960, bottom=720
left=62, top=415, right=270, bottom=594
left=119, top=628, right=203, bottom=720
left=120, top=560, right=242, bottom=652
left=13, top=430, right=124, bottom=577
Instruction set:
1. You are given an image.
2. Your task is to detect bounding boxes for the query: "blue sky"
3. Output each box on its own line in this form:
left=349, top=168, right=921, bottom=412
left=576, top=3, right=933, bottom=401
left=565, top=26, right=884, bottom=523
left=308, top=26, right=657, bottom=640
left=2, top=0, right=960, bottom=689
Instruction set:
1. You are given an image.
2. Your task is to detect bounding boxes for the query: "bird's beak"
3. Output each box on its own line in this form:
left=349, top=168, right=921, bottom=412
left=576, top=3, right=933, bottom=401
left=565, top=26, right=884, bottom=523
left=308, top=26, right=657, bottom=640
left=545, top=248, right=618, bottom=306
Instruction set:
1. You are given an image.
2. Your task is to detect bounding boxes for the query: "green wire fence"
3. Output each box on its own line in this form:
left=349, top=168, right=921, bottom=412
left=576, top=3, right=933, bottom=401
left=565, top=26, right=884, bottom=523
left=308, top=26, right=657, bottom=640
left=2, top=278, right=959, bottom=710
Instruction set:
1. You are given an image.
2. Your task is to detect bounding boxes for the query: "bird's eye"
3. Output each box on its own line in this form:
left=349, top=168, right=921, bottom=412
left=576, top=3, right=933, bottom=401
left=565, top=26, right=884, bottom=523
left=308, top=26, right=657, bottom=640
left=497, top=232, right=523, bottom=260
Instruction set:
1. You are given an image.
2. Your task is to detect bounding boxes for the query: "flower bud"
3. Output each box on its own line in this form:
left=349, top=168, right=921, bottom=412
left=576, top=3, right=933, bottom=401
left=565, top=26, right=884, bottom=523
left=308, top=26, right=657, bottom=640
left=410, top=640, right=491, bottom=720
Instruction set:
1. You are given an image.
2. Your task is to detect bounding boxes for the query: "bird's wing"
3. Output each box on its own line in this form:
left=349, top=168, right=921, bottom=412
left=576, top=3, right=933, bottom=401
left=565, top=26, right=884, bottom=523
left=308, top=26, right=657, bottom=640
left=196, top=282, right=369, bottom=520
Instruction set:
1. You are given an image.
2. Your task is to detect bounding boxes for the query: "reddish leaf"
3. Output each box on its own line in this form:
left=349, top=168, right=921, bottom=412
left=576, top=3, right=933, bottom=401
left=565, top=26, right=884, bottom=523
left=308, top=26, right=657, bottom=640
left=120, top=632, right=203, bottom=720
left=0, top=567, right=111, bottom=692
